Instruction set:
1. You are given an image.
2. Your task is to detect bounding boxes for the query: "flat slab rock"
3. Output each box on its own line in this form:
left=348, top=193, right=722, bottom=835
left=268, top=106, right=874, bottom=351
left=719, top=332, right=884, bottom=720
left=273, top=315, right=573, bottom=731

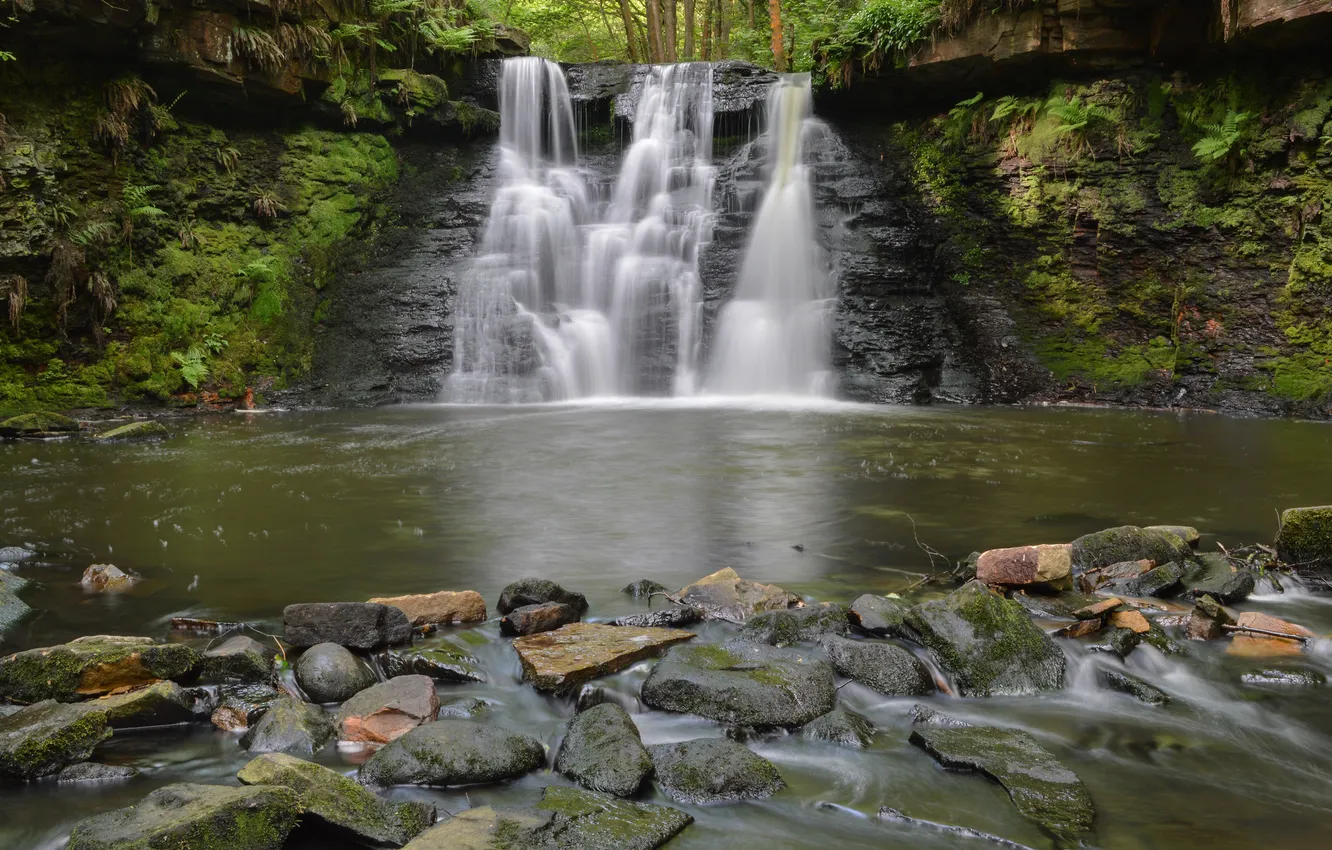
left=512, top=622, right=695, bottom=694
left=0, top=635, right=199, bottom=702
left=369, top=590, right=488, bottom=626
left=359, top=719, right=545, bottom=787
left=403, top=786, right=692, bottom=850
left=667, top=567, right=802, bottom=623
left=381, top=640, right=485, bottom=683
left=66, top=782, right=300, bottom=850
left=910, top=719, right=1094, bottom=845
left=0, top=699, right=112, bottom=780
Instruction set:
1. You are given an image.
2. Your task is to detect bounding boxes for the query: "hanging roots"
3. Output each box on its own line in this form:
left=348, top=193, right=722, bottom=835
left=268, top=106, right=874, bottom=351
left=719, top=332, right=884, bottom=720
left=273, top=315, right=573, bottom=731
left=46, top=240, right=88, bottom=328
left=0, top=274, right=27, bottom=330
left=251, top=188, right=286, bottom=218
left=87, top=271, right=117, bottom=316
left=232, top=25, right=289, bottom=76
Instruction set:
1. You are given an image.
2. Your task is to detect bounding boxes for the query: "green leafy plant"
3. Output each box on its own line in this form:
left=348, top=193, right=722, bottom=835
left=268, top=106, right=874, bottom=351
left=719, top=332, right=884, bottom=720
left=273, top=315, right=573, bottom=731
left=216, top=145, right=241, bottom=175
left=121, top=183, right=166, bottom=243
left=1045, top=94, right=1115, bottom=158
left=232, top=25, right=288, bottom=75
left=1191, top=109, right=1252, bottom=167
left=171, top=346, right=210, bottom=390
left=252, top=188, right=286, bottom=219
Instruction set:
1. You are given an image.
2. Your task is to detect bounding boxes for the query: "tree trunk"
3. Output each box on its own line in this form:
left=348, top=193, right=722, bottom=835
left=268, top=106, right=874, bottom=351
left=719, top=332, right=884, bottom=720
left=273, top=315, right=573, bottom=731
left=718, top=0, right=729, bottom=58
left=748, top=0, right=755, bottom=28
left=683, top=0, right=695, bottom=58
left=646, top=0, right=664, bottom=63
left=666, top=0, right=678, bottom=62
left=768, top=0, right=784, bottom=72
left=619, top=0, right=640, bottom=61
left=701, top=0, right=711, bottom=60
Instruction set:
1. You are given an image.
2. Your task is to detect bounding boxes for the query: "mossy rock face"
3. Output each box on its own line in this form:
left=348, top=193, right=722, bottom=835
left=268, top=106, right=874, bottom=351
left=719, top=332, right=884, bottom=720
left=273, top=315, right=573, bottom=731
left=65, top=782, right=300, bottom=850
left=848, top=594, right=910, bottom=637
left=639, top=642, right=836, bottom=728
left=81, top=680, right=196, bottom=729
left=91, top=421, right=170, bottom=443
left=739, top=603, right=849, bottom=647
left=238, top=752, right=435, bottom=847
left=822, top=635, right=934, bottom=697
left=1071, top=526, right=1191, bottom=573
left=1276, top=506, right=1332, bottom=580
left=555, top=703, right=653, bottom=797
left=198, top=636, right=278, bottom=685
left=1146, top=525, right=1200, bottom=547
left=910, top=721, right=1094, bottom=846
left=1107, top=561, right=1186, bottom=598
left=0, top=635, right=200, bottom=703
left=800, top=707, right=877, bottom=749
left=358, top=719, right=545, bottom=787
left=646, top=737, right=785, bottom=804
left=0, top=412, right=80, bottom=437
left=239, top=697, right=334, bottom=756
left=904, top=581, right=1065, bottom=697
left=1179, top=553, right=1256, bottom=603
left=0, top=699, right=112, bottom=780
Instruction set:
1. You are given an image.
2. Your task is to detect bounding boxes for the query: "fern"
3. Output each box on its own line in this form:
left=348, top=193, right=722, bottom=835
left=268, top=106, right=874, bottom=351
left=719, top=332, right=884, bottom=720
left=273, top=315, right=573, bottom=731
left=1192, top=110, right=1252, bottom=163
left=123, top=184, right=166, bottom=220
left=232, top=25, right=288, bottom=75
left=171, top=346, right=210, bottom=390
left=949, top=91, right=984, bottom=121
left=1045, top=95, right=1115, bottom=158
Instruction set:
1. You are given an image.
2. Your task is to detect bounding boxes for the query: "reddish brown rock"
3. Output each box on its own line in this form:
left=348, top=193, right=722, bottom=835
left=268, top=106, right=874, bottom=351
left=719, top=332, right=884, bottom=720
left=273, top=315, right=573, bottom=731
left=976, top=544, right=1072, bottom=586
left=81, top=564, right=134, bottom=592
left=1073, top=598, right=1123, bottom=619
left=1227, top=612, right=1315, bottom=657
left=1185, top=596, right=1234, bottom=641
left=512, top=623, right=695, bottom=694
left=668, top=568, right=802, bottom=623
left=500, top=602, right=580, bottom=636
left=1054, top=619, right=1103, bottom=639
left=1108, top=610, right=1151, bottom=634
left=336, top=675, right=439, bottom=744
left=368, top=590, right=487, bottom=627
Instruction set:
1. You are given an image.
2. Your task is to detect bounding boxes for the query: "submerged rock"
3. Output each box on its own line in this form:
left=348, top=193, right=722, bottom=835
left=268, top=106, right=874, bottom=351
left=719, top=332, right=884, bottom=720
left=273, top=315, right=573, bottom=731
left=283, top=602, right=412, bottom=649
left=0, top=569, right=32, bottom=636
left=238, top=752, right=436, bottom=847
left=0, top=547, right=37, bottom=563
left=336, top=675, right=439, bottom=744
left=739, top=603, right=849, bottom=646
left=57, top=762, right=139, bottom=783
left=904, top=581, right=1066, bottom=696
left=1100, top=669, right=1170, bottom=706
left=512, top=622, right=695, bottom=694
left=0, top=635, right=199, bottom=702
left=611, top=607, right=702, bottom=629
left=0, top=700, right=111, bottom=780
left=294, top=642, right=376, bottom=703
left=369, top=590, right=487, bottom=626
left=1275, top=505, right=1332, bottom=579
left=82, top=680, right=196, bottom=728
left=66, top=783, right=300, bottom=850
left=640, top=641, right=836, bottom=727
left=497, top=578, right=589, bottom=615
left=359, top=719, right=545, bottom=787
left=822, top=635, right=934, bottom=696
left=239, top=697, right=334, bottom=755
left=1146, top=525, right=1200, bottom=547
left=976, top=544, right=1072, bottom=587
left=381, top=640, right=485, bottom=683
left=622, top=579, right=670, bottom=599
left=847, top=593, right=910, bottom=637
left=80, top=564, right=134, bottom=592
left=436, top=696, right=490, bottom=719
left=1071, top=526, right=1190, bottom=573
left=648, top=737, right=784, bottom=804
left=801, top=707, right=876, bottom=749
left=910, top=722, right=1094, bottom=845
left=91, top=421, right=170, bottom=442
left=1240, top=667, right=1326, bottom=687
left=501, top=601, right=581, bottom=636
left=211, top=684, right=283, bottom=731
left=667, top=567, right=801, bottom=623
left=198, top=636, right=277, bottom=685
left=556, top=703, right=653, bottom=797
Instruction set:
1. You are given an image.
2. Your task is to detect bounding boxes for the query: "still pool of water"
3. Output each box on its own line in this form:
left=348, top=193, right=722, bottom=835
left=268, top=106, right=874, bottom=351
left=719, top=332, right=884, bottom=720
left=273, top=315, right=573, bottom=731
left=2, top=401, right=1331, bottom=848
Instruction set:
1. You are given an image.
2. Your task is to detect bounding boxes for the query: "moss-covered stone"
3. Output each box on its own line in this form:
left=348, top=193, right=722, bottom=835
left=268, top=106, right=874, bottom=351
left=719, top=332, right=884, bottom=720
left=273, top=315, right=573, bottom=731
left=905, top=581, right=1065, bottom=697
left=739, top=602, right=849, bottom=646
left=1071, top=526, right=1192, bottom=573
left=0, top=411, right=80, bottom=437
left=292, top=642, right=375, bottom=704
left=65, top=782, right=300, bottom=850
left=847, top=593, right=911, bottom=637
left=80, top=680, right=196, bottom=729
left=555, top=703, right=652, bottom=797
left=1100, top=669, right=1170, bottom=706
left=800, top=707, right=877, bottom=749
left=238, top=697, right=334, bottom=755
left=198, top=636, right=277, bottom=685
left=358, top=719, right=545, bottom=787
left=0, top=635, right=199, bottom=703
left=1275, top=506, right=1332, bottom=578
left=822, top=635, right=934, bottom=697
left=0, top=699, right=112, bottom=780
left=647, top=737, right=784, bottom=805
left=91, top=421, right=170, bottom=442
left=237, top=752, right=435, bottom=846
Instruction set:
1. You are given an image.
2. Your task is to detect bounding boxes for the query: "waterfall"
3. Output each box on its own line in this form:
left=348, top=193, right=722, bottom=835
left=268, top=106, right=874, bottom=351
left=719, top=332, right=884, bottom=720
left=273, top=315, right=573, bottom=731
left=706, top=74, right=834, bottom=396
left=447, top=58, right=715, bottom=402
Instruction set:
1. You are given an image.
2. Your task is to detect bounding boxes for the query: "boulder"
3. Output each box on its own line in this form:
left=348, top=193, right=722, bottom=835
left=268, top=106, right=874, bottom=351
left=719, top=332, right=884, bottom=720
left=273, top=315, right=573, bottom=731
left=822, top=635, right=934, bottom=696
left=294, top=642, right=376, bottom=703
left=739, top=603, right=849, bottom=646
left=82, top=680, right=195, bottom=728
left=1146, top=525, right=1200, bottom=547
left=368, top=590, right=487, bottom=626
left=976, top=544, right=1072, bottom=587
left=1179, top=553, right=1255, bottom=603
left=0, top=570, right=32, bottom=635
left=1108, top=561, right=1185, bottom=598
left=666, top=567, right=801, bottom=623
left=1071, top=526, right=1190, bottom=573
left=904, top=581, right=1066, bottom=697
left=556, top=703, right=653, bottom=797
left=1101, top=669, right=1169, bottom=705
left=622, top=579, right=670, bottom=599
left=58, top=762, right=139, bottom=783
left=1078, top=559, right=1153, bottom=592
left=647, top=738, right=784, bottom=804
left=1227, top=611, right=1314, bottom=657
left=847, top=594, right=910, bottom=637
left=91, top=421, right=170, bottom=442
left=359, top=719, right=545, bottom=787
left=497, top=578, right=589, bottom=615
left=0, top=635, right=199, bottom=703
left=381, top=641, right=485, bottom=683
left=910, top=722, right=1094, bottom=845
left=198, top=636, right=277, bottom=684
left=436, top=697, right=490, bottom=719
left=0, top=700, right=111, bottom=780
left=65, top=783, right=300, bottom=850
left=611, top=607, right=702, bottom=629
left=212, top=684, right=284, bottom=731
left=238, top=752, right=436, bottom=847
left=640, top=642, right=836, bottom=727
left=1275, top=506, right=1332, bottom=578
left=1185, top=595, right=1234, bottom=640
left=239, top=697, right=334, bottom=755
left=801, top=707, right=876, bottom=749
left=512, top=622, right=695, bottom=694
left=500, top=602, right=581, bottom=636
left=337, top=675, right=439, bottom=744
left=0, top=411, right=80, bottom=437
left=402, top=786, right=692, bottom=850
left=283, top=602, right=412, bottom=649
left=80, top=564, right=134, bottom=592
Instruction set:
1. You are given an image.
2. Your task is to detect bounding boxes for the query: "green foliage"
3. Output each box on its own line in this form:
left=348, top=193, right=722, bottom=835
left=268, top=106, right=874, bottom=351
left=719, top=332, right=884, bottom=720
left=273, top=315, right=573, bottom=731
left=1044, top=94, right=1115, bottom=158
left=170, top=346, right=210, bottom=389
left=819, top=0, right=940, bottom=85
left=1191, top=109, right=1252, bottom=163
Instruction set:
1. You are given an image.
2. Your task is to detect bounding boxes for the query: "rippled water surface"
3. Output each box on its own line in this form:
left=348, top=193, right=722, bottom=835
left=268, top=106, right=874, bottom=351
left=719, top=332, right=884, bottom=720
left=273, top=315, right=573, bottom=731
left=3, top=401, right=1331, bottom=849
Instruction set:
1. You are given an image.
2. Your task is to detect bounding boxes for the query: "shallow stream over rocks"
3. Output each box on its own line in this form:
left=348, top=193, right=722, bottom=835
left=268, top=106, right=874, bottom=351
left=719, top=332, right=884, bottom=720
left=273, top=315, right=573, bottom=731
left=2, top=401, right=1332, bottom=848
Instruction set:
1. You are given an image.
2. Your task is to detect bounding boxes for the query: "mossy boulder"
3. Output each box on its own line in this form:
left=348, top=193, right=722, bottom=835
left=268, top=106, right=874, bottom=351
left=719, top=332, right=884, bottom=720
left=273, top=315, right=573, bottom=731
left=91, top=421, right=170, bottom=442
left=239, top=697, right=334, bottom=755
left=622, top=579, right=670, bottom=599
left=1071, top=526, right=1191, bottom=573
left=910, top=720, right=1094, bottom=846
left=1146, top=525, right=1200, bottom=547
left=1275, top=506, right=1332, bottom=579
left=556, top=703, right=653, bottom=797
left=358, top=719, right=545, bottom=787
left=238, top=752, right=435, bottom=847
left=293, top=642, right=375, bottom=704
left=640, top=642, right=836, bottom=727
left=848, top=593, right=910, bottom=637
left=1179, top=553, right=1256, bottom=603
left=0, top=699, right=112, bottom=780
left=647, top=738, right=784, bottom=804
left=801, top=707, right=876, bottom=749
left=0, top=635, right=200, bottom=703
left=1108, top=561, right=1186, bottom=598
left=739, top=602, right=849, bottom=646
left=81, top=680, right=196, bottom=729
left=822, top=635, right=934, bottom=696
left=381, top=641, right=486, bottom=683
left=904, top=581, right=1065, bottom=697
left=66, top=783, right=300, bottom=850
left=0, top=412, right=80, bottom=438
left=198, top=636, right=278, bottom=685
